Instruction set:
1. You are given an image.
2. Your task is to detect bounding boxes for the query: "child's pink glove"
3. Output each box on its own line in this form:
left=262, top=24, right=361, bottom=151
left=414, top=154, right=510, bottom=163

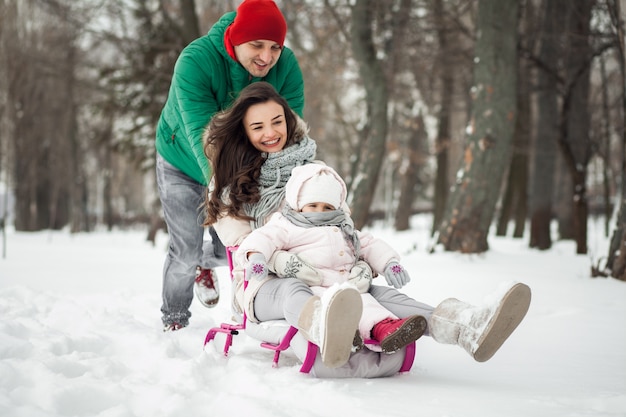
left=383, top=261, right=411, bottom=289
left=245, top=253, right=269, bottom=281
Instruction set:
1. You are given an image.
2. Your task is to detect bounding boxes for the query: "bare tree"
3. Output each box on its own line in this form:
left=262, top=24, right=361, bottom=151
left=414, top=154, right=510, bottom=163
left=430, top=0, right=455, bottom=236
left=394, top=111, right=428, bottom=230
left=557, top=0, right=593, bottom=254
left=7, top=1, right=78, bottom=231
left=0, top=0, right=11, bottom=256
left=528, top=0, right=565, bottom=249
left=496, top=63, right=530, bottom=239
left=437, top=0, right=519, bottom=253
left=496, top=0, right=537, bottom=238
left=597, top=54, right=615, bottom=236
left=348, top=0, right=390, bottom=229
left=602, top=0, right=626, bottom=280
left=282, top=0, right=358, bottom=175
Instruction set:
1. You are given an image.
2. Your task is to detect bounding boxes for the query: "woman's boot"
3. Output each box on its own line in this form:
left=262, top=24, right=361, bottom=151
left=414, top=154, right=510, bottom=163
left=297, top=286, right=362, bottom=368
left=429, top=282, right=531, bottom=362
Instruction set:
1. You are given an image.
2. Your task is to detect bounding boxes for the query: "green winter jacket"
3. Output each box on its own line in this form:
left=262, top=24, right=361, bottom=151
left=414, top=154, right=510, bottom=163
left=155, top=11, right=304, bottom=186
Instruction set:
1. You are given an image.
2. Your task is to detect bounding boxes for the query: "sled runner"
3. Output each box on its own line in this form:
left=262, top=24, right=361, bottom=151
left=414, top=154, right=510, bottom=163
left=203, top=246, right=416, bottom=375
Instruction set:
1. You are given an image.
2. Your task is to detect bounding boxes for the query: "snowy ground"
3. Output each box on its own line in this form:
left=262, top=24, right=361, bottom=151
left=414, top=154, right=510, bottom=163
left=1, top=216, right=625, bottom=417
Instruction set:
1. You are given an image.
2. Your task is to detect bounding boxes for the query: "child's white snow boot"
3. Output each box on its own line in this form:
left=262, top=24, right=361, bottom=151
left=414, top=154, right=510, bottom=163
left=297, top=286, right=362, bottom=368
left=429, top=282, right=531, bottom=362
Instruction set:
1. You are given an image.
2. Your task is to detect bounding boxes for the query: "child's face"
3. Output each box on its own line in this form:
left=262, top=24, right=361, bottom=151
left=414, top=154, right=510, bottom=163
left=300, top=202, right=336, bottom=213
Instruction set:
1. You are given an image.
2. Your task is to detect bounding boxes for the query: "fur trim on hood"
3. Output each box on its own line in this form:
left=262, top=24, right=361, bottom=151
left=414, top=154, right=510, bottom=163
left=285, top=163, right=347, bottom=210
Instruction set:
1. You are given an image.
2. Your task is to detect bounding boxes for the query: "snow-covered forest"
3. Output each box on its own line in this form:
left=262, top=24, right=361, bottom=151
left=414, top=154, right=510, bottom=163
left=1, top=0, right=625, bottom=263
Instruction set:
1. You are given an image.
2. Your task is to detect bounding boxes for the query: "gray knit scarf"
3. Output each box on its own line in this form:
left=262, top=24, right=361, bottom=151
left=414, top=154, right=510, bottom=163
left=281, top=205, right=361, bottom=261
left=244, top=136, right=317, bottom=229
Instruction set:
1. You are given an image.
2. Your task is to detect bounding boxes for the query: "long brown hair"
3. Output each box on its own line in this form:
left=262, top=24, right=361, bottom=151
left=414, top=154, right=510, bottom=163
left=203, top=82, right=302, bottom=225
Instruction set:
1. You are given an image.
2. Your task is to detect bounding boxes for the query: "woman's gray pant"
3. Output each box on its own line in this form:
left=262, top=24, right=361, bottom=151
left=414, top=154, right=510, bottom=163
left=253, top=278, right=434, bottom=334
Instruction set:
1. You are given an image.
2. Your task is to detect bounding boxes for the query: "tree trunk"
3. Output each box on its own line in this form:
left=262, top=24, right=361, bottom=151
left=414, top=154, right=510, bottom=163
left=395, top=112, right=427, bottom=231
left=608, top=198, right=626, bottom=281
left=605, top=0, right=626, bottom=278
left=179, top=0, right=200, bottom=43
left=608, top=199, right=626, bottom=280
left=558, top=0, right=593, bottom=254
left=529, top=0, right=565, bottom=250
left=497, top=42, right=531, bottom=238
left=497, top=150, right=529, bottom=238
left=554, top=153, right=575, bottom=239
left=431, top=0, right=453, bottom=236
left=437, top=0, right=519, bottom=253
left=599, top=55, right=613, bottom=237
left=349, top=0, right=389, bottom=230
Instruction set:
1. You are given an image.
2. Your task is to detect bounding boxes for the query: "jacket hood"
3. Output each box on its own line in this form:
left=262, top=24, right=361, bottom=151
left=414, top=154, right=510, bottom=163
left=285, top=163, right=347, bottom=210
left=208, top=12, right=234, bottom=60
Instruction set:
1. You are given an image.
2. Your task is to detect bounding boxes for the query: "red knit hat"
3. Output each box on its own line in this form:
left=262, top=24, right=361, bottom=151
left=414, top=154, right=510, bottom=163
left=229, top=0, right=287, bottom=47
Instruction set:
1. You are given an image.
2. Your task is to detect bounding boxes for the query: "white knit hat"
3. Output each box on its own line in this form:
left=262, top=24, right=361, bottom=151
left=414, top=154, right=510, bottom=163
left=297, top=171, right=343, bottom=210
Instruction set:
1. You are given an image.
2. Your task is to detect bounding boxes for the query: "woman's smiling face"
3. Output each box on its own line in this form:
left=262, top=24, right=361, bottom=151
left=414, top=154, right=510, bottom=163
left=244, top=100, right=288, bottom=153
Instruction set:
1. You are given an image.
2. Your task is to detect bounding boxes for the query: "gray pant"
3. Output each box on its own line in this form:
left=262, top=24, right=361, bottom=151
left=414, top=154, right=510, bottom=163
left=156, top=154, right=226, bottom=326
left=253, top=279, right=434, bottom=334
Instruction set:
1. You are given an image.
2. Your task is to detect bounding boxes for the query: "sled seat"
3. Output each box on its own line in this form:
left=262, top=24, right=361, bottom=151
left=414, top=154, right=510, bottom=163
left=203, top=246, right=318, bottom=372
left=203, top=246, right=416, bottom=375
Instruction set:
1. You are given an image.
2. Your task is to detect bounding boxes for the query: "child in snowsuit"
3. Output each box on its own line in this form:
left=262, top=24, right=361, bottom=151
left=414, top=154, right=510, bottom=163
left=236, top=163, right=427, bottom=354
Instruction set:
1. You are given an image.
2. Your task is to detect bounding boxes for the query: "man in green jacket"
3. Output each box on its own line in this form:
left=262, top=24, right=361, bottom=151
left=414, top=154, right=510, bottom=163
left=156, top=0, right=304, bottom=331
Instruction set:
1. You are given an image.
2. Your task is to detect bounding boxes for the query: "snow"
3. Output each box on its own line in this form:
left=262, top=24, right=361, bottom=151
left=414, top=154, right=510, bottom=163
left=1, top=216, right=625, bottom=417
